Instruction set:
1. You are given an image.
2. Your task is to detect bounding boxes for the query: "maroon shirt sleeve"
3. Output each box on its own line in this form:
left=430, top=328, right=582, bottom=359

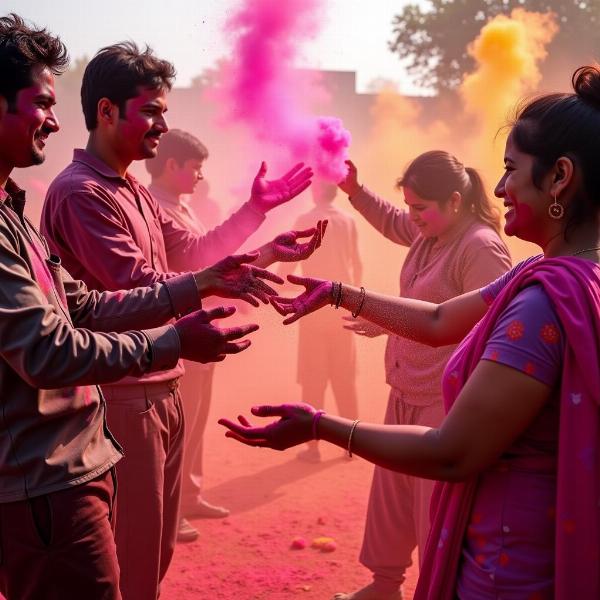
left=154, top=192, right=267, bottom=270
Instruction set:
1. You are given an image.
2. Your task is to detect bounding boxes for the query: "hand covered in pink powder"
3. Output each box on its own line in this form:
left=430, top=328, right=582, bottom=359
left=269, top=220, right=328, bottom=263
left=249, top=161, right=313, bottom=213
left=175, top=306, right=259, bottom=363
left=337, top=159, right=362, bottom=197
left=269, top=275, right=332, bottom=325
left=342, top=315, right=385, bottom=338
left=195, top=252, right=284, bottom=307
left=218, top=403, right=317, bottom=450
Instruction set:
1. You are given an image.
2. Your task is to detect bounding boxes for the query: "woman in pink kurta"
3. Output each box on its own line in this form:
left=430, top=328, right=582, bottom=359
left=220, top=65, right=600, bottom=599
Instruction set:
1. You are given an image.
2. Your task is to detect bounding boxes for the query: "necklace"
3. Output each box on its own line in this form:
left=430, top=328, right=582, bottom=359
left=572, top=246, right=600, bottom=256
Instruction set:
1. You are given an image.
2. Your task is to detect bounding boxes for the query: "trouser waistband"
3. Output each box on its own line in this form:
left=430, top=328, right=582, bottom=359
left=101, top=379, right=180, bottom=402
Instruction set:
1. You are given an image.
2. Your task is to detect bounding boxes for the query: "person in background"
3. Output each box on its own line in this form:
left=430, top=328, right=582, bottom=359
left=287, top=178, right=362, bottom=463
left=146, top=129, right=229, bottom=543
left=41, top=42, right=321, bottom=600
left=222, top=65, right=600, bottom=600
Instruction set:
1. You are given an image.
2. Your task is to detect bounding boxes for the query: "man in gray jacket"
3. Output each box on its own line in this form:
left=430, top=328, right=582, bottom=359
left=0, top=14, right=273, bottom=600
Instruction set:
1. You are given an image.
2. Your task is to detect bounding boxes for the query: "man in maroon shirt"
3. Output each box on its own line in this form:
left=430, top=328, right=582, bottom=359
left=42, top=42, right=320, bottom=600
left=0, top=14, right=271, bottom=600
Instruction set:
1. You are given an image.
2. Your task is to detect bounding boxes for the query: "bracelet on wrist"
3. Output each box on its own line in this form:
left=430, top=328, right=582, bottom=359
left=334, top=281, right=343, bottom=309
left=312, top=410, right=326, bottom=440
left=347, top=419, right=361, bottom=458
left=352, top=286, right=366, bottom=318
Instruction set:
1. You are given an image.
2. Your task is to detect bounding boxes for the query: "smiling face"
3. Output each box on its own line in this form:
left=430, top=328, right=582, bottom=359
left=113, top=86, right=168, bottom=163
left=403, top=186, right=459, bottom=238
left=494, top=130, right=551, bottom=244
left=0, top=65, right=59, bottom=172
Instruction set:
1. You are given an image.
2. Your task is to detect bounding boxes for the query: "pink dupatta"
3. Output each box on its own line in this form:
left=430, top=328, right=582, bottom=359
left=415, top=257, right=600, bottom=599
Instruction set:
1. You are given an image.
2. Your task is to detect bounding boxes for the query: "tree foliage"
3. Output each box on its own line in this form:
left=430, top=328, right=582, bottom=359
left=390, top=0, right=600, bottom=93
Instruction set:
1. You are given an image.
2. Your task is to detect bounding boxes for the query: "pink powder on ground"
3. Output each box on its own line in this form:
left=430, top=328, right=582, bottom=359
left=216, top=0, right=350, bottom=182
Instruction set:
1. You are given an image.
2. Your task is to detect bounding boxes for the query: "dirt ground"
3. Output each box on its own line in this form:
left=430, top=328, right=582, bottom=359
left=161, top=313, right=419, bottom=600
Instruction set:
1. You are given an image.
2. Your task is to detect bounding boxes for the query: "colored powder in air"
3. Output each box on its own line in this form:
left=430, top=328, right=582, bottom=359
left=217, top=0, right=350, bottom=182
left=460, top=9, right=558, bottom=169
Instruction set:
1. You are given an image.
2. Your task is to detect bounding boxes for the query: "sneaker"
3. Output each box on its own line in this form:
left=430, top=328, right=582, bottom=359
left=182, top=498, right=230, bottom=519
left=177, top=518, right=199, bottom=543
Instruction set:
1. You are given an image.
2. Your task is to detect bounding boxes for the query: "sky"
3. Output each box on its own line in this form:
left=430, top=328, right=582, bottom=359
left=5, top=0, right=424, bottom=93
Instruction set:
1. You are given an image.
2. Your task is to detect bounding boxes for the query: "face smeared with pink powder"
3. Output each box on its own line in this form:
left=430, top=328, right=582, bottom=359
left=495, top=130, right=550, bottom=244
left=404, top=187, right=458, bottom=239
left=216, top=0, right=351, bottom=182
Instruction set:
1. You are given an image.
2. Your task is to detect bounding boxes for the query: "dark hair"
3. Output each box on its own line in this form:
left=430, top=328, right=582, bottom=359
left=81, top=41, right=175, bottom=130
left=145, top=128, right=208, bottom=177
left=511, top=65, right=600, bottom=237
left=396, top=150, right=501, bottom=234
left=0, top=13, right=68, bottom=109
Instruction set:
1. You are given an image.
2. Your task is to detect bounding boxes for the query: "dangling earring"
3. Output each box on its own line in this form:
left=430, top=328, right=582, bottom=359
left=548, top=193, right=564, bottom=219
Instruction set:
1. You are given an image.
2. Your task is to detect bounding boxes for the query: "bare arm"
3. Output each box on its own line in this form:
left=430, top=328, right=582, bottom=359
left=320, top=360, right=551, bottom=480
left=272, top=277, right=489, bottom=347
left=221, top=360, right=552, bottom=482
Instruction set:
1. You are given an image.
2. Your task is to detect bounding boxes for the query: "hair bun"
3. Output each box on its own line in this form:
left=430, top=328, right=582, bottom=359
left=573, top=65, right=600, bottom=107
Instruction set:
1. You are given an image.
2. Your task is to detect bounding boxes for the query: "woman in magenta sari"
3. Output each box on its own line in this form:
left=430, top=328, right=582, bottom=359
left=220, top=65, right=600, bottom=599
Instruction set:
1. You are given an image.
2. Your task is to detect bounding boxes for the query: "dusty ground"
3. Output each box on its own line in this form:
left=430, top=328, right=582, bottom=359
left=161, top=313, right=419, bottom=600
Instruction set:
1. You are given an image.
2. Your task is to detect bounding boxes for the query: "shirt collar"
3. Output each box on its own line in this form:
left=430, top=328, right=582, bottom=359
left=0, top=178, right=26, bottom=212
left=72, top=148, right=140, bottom=187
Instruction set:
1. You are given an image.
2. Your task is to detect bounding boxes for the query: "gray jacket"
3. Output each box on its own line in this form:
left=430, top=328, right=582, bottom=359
left=0, top=181, right=198, bottom=502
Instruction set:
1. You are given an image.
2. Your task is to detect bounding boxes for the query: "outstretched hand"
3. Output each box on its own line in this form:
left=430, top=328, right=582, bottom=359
left=270, top=220, right=328, bottom=263
left=218, top=403, right=317, bottom=450
left=197, top=253, right=284, bottom=307
left=337, top=159, right=361, bottom=197
left=342, top=315, right=385, bottom=338
left=270, top=274, right=332, bottom=325
left=249, top=161, right=313, bottom=213
left=175, top=306, right=259, bottom=363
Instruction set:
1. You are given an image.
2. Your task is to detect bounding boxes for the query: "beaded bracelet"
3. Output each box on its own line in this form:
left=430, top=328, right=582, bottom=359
left=347, top=419, right=361, bottom=458
left=334, top=281, right=343, bottom=309
left=330, top=281, right=341, bottom=307
left=312, top=410, right=326, bottom=440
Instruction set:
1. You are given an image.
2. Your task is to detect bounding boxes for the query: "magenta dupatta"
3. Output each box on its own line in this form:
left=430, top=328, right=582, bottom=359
left=415, top=257, right=600, bottom=599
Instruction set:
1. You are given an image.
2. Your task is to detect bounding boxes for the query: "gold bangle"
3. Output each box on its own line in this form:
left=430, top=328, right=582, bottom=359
left=347, top=419, right=361, bottom=458
left=352, top=286, right=366, bottom=318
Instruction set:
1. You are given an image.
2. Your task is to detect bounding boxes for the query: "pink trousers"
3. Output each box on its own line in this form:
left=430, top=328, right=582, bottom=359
left=103, top=380, right=184, bottom=600
left=359, top=389, right=446, bottom=593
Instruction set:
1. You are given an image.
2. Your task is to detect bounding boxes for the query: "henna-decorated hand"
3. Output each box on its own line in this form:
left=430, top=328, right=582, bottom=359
left=269, top=274, right=333, bottom=325
left=342, top=315, right=386, bottom=338
left=195, top=252, right=284, bottom=307
left=175, top=306, right=259, bottom=363
left=337, top=159, right=362, bottom=197
left=249, top=161, right=313, bottom=213
left=218, top=403, right=317, bottom=450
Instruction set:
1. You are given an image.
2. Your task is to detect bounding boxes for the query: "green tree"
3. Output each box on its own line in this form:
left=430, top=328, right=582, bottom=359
left=390, top=0, right=600, bottom=93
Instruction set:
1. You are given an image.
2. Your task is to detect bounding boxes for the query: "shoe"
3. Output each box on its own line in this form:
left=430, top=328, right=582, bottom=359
left=296, top=446, right=321, bottom=463
left=182, top=497, right=230, bottom=519
left=177, top=518, right=199, bottom=543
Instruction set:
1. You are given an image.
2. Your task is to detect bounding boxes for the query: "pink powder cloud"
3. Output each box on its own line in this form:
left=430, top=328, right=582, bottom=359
left=216, top=0, right=351, bottom=182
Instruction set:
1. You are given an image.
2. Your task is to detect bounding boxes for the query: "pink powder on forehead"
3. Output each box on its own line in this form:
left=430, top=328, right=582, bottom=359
left=218, top=0, right=351, bottom=182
